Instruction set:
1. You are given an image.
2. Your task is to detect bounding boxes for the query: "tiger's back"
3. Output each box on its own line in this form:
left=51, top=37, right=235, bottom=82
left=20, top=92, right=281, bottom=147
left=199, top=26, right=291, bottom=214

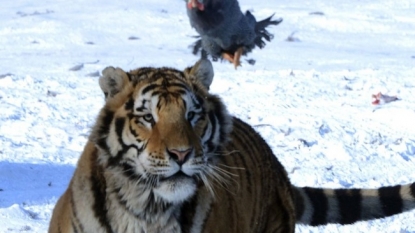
left=49, top=59, right=415, bottom=233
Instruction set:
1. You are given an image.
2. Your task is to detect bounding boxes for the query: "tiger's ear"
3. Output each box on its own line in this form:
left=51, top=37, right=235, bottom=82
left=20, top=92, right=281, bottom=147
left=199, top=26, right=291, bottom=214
left=99, top=66, right=130, bottom=100
left=184, top=59, right=214, bottom=90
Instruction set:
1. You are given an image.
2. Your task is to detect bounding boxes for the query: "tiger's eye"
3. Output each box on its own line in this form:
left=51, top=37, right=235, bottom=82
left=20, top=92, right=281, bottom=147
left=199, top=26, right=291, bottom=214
left=187, top=111, right=195, bottom=121
left=143, top=114, right=153, bottom=122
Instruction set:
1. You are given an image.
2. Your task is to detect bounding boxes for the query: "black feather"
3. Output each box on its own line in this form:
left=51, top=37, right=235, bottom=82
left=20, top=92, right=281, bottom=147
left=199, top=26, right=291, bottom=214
left=254, top=14, right=283, bottom=49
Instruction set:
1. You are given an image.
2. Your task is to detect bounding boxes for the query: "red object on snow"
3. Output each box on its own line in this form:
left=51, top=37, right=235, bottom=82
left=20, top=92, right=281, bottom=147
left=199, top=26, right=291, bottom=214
left=371, top=92, right=399, bottom=105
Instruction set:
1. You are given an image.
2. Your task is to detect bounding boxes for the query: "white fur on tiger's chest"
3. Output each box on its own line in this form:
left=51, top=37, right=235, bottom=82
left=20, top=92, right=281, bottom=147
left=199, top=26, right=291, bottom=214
left=103, top=172, right=183, bottom=233
left=105, top=195, right=182, bottom=233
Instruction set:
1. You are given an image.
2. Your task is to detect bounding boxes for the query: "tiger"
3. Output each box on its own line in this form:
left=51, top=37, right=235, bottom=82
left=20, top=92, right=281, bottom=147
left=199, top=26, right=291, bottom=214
left=48, top=58, right=415, bottom=233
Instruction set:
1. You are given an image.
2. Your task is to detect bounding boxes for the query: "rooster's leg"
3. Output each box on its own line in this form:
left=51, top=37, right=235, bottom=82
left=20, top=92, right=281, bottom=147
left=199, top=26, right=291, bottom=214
left=222, top=52, right=235, bottom=63
left=222, top=47, right=243, bottom=69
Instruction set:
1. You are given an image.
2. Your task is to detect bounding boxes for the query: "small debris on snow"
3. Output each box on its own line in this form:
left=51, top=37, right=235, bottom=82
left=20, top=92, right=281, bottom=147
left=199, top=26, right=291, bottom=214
left=69, top=60, right=99, bottom=71
left=128, top=36, right=140, bottom=40
left=290, top=167, right=301, bottom=174
left=69, top=64, right=84, bottom=71
left=309, top=11, right=325, bottom=16
left=22, top=208, right=39, bottom=220
left=344, top=85, right=353, bottom=90
left=86, top=71, right=100, bottom=77
left=281, top=127, right=292, bottom=136
left=245, top=59, right=256, bottom=65
left=84, top=60, right=100, bottom=65
left=16, top=10, right=54, bottom=17
left=343, top=76, right=356, bottom=81
left=286, top=31, right=300, bottom=42
left=298, top=138, right=317, bottom=147
left=18, top=225, right=32, bottom=231
left=371, top=92, right=399, bottom=105
left=47, top=90, right=58, bottom=97
left=253, top=123, right=278, bottom=130
left=319, top=123, right=331, bottom=137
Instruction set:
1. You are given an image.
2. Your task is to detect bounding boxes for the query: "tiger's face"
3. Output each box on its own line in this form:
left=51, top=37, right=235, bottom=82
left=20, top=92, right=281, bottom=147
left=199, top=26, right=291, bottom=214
left=94, top=60, right=231, bottom=204
left=118, top=75, right=208, bottom=203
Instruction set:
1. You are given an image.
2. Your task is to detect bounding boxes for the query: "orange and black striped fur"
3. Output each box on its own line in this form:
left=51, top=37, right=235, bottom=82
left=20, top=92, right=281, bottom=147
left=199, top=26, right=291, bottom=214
left=48, top=59, right=415, bottom=233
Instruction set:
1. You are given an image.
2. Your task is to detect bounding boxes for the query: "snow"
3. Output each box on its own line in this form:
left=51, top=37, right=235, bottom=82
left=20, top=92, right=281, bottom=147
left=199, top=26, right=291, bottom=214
left=0, top=0, right=414, bottom=232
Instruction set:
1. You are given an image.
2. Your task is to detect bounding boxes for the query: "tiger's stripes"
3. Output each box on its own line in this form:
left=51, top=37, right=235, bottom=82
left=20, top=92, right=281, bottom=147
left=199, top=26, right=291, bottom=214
left=294, top=183, right=415, bottom=226
left=49, top=59, right=415, bottom=233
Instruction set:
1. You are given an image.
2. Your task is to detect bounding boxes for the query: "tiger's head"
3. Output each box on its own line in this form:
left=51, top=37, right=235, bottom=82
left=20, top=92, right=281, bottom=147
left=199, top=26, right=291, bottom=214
left=92, top=59, right=232, bottom=204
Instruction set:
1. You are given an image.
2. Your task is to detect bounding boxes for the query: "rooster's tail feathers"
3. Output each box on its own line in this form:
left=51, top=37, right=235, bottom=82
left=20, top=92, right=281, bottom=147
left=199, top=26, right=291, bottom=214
left=254, top=14, right=282, bottom=49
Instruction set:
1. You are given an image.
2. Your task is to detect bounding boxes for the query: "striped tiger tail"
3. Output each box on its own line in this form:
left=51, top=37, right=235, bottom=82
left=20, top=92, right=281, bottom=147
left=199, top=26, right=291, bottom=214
left=294, top=183, right=415, bottom=226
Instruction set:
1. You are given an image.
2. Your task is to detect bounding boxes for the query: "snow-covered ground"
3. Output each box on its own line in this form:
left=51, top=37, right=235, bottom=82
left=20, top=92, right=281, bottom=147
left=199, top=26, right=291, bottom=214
left=1, top=0, right=414, bottom=232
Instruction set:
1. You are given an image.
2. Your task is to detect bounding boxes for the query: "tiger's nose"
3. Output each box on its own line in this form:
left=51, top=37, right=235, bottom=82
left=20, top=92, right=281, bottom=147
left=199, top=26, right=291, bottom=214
left=167, top=148, right=192, bottom=166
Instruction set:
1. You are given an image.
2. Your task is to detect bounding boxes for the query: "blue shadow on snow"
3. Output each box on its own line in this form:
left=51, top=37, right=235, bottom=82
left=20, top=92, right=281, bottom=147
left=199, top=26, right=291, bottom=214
left=0, top=161, right=75, bottom=208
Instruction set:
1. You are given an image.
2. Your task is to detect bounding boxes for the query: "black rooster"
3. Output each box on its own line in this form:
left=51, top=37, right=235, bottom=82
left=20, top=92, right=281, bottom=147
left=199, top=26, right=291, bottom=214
left=186, top=0, right=282, bottom=68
